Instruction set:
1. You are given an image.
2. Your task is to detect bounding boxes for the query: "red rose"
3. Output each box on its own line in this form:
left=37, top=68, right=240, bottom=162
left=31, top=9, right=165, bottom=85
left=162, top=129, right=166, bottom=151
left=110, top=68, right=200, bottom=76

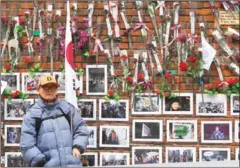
left=19, top=17, right=25, bottom=24
left=39, top=10, right=44, bottom=16
left=5, top=64, right=11, bottom=71
left=1, top=17, right=7, bottom=22
left=89, top=50, right=95, bottom=56
left=10, top=90, right=20, bottom=98
left=155, top=90, right=160, bottom=95
left=27, top=85, right=33, bottom=91
left=126, top=76, right=133, bottom=83
left=164, top=92, right=169, bottom=97
left=108, top=90, right=114, bottom=97
left=75, top=64, right=81, bottom=70
left=205, top=84, right=212, bottom=90
left=227, top=78, right=239, bottom=85
left=179, top=62, right=188, bottom=72
left=137, top=73, right=144, bottom=80
left=215, top=82, right=222, bottom=88
left=177, top=34, right=187, bottom=43
left=187, top=56, right=197, bottom=63
left=120, top=55, right=128, bottom=61
left=164, top=72, right=172, bottom=79
left=24, top=56, right=31, bottom=63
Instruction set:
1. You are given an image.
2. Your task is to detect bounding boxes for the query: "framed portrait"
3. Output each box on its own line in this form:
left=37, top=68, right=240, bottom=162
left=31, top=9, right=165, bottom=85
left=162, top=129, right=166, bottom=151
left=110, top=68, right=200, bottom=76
left=132, top=146, right=162, bottom=165
left=201, top=121, right=232, bottom=143
left=165, top=147, right=196, bottom=163
left=5, top=152, right=26, bottom=167
left=235, top=120, right=240, bottom=142
left=163, top=93, right=193, bottom=115
left=100, top=125, right=129, bottom=148
left=0, top=73, right=20, bottom=91
left=87, top=126, right=97, bottom=148
left=132, top=120, right=163, bottom=142
left=86, top=65, right=107, bottom=95
left=100, top=152, right=130, bottom=166
left=236, top=148, right=239, bottom=160
left=22, top=72, right=50, bottom=94
left=4, top=99, right=34, bottom=120
left=199, top=148, right=230, bottom=162
left=99, top=99, right=129, bottom=121
left=81, top=152, right=98, bottom=167
left=53, top=72, right=65, bottom=93
left=230, top=94, right=240, bottom=116
left=196, top=94, right=227, bottom=116
left=77, top=99, right=96, bottom=121
left=4, top=125, right=21, bottom=146
left=167, top=120, right=198, bottom=142
left=132, top=93, right=161, bottom=115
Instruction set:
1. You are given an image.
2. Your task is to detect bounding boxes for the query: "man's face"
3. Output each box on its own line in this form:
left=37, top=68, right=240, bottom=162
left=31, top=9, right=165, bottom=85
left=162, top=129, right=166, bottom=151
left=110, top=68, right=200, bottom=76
left=37, top=83, right=58, bottom=100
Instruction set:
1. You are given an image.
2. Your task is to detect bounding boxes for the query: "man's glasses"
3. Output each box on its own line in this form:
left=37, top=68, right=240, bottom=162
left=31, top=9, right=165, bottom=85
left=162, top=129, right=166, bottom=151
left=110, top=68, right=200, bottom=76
left=41, top=85, right=57, bottom=90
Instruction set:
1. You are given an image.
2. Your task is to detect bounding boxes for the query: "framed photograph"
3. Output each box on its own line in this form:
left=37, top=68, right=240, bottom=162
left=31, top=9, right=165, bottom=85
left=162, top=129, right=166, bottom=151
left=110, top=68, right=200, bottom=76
left=4, top=99, right=34, bottom=120
left=0, top=73, right=20, bottom=91
left=86, top=65, right=107, bottom=95
left=81, top=152, right=98, bottom=167
left=167, top=120, right=198, bottom=142
left=132, top=146, right=162, bottom=165
left=99, top=99, right=129, bottom=121
left=100, top=152, right=130, bottom=166
left=22, top=72, right=50, bottom=94
left=235, top=120, right=240, bottom=142
left=77, top=99, right=96, bottom=121
left=201, top=121, right=232, bottom=143
left=163, top=93, right=193, bottom=115
left=196, top=94, right=227, bottom=116
left=100, top=125, right=129, bottom=148
left=165, top=147, right=196, bottom=163
left=132, top=120, right=163, bottom=142
left=5, top=152, right=26, bottom=167
left=236, top=148, right=239, bottom=160
left=53, top=72, right=65, bottom=93
left=87, top=126, right=97, bottom=148
left=230, top=94, right=240, bottom=116
left=4, top=125, right=21, bottom=146
left=199, top=148, right=230, bottom=162
left=132, top=93, right=161, bottom=115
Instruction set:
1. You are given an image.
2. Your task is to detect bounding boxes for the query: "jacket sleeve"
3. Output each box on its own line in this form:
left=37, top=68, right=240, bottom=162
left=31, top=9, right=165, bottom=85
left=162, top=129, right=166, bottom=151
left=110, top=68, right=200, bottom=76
left=20, top=113, right=46, bottom=166
left=71, top=106, right=89, bottom=154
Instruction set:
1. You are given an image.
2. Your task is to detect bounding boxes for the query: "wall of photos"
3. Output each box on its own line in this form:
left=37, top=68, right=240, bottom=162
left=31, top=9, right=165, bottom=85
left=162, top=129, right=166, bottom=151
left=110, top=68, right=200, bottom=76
left=0, top=0, right=239, bottom=167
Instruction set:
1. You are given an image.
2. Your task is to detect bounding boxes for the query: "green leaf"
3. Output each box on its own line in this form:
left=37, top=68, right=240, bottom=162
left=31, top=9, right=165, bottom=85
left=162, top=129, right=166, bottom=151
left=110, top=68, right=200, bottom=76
left=104, top=96, right=110, bottom=102
left=83, top=51, right=90, bottom=57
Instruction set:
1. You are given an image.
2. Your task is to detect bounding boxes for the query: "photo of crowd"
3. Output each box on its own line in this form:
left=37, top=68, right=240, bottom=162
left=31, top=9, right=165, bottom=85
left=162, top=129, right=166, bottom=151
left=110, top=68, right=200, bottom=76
left=101, top=153, right=129, bottom=166
left=100, top=101, right=127, bottom=120
left=201, top=149, right=229, bottom=162
left=78, top=100, right=95, bottom=120
left=167, top=148, right=195, bottom=163
left=5, top=153, right=26, bottom=167
left=1, top=73, right=19, bottom=90
left=198, top=102, right=224, bottom=114
left=133, top=148, right=161, bottom=165
left=133, top=94, right=160, bottom=114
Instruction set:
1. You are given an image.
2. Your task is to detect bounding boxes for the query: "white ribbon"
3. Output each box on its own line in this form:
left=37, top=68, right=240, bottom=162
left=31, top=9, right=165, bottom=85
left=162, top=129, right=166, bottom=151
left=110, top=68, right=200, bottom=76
left=141, top=51, right=149, bottom=82
left=229, top=62, right=240, bottom=75
left=155, top=1, right=165, bottom=16
left=104, top=4, right=113, bottom=37
left=88, top=1, right=94, bottom=35
left=93, top=38, right=104, bottom=52
left=104, top=49, right=115, bottom=76
left=133, top=53, right=139, bottom=84
left=109, top=1, right=120, bottom=38
left=151, top=40, right=163, bottom=74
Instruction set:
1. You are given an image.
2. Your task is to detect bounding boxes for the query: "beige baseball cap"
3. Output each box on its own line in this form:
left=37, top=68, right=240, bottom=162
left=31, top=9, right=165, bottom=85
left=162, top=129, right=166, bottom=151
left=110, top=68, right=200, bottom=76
left=38, top=75, right=58, bottom=87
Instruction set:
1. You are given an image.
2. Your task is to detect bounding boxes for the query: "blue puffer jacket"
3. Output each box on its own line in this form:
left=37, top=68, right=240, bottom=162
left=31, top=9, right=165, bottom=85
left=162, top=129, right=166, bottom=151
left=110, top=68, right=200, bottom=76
left=20, top=98, right=89, bottom=167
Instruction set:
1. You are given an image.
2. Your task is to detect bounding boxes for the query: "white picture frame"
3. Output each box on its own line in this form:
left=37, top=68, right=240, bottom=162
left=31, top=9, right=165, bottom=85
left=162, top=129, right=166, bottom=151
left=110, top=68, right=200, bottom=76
left=236, top=148, right=239, bottom=160
left=4, top=98, right=34, bottom=120
left=86, top=64, right=107, bottom=95
left=53, top=72, right=65, bottom=93
left=132, top=120, right=163, bottom=142
left=5, top=152, right=26, bottom=167
left=100, top=125, right=129, bottom=148
left=100, top=152, right=130, bottom=167
left=165, top=147, right=196, bottom=163
left=166, top=120, right=198, bottom=142
left=4, top=125, right=21, bottom=146
left=196, top=94, right=227, bottom=116
left=201, top=121, right=232, bottom=143
left=230, top=94, right=240, bottom=116
left=77, top=99, right=96, bottom=121
left=87, top=126, right=97, bottom=148
left=0, top=72, right=20, bottom=91
left=81, top=152, right=98, bottom=167
left=163, top=93, right=193, bottom=115
left=199, top=148, right=231, bottom=162
left=21, top=72, right=50, bottom=94
left=132, top=93, right=161, bottom=115
left=99, top=99, right=129, bottom=121
left=235, top=120, right=239, bottom=142
left=132, top=146, right=162, bottom=165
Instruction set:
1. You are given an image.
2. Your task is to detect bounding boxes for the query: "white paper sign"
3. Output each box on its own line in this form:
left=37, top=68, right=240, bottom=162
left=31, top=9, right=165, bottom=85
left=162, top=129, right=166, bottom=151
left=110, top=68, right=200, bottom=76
left=201, top=35, right=216, bottom=70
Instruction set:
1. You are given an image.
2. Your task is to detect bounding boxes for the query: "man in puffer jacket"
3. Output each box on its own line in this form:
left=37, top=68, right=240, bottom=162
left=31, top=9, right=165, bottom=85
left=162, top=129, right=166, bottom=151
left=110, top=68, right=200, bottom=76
left=20, top=75, right=89, bottom=167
